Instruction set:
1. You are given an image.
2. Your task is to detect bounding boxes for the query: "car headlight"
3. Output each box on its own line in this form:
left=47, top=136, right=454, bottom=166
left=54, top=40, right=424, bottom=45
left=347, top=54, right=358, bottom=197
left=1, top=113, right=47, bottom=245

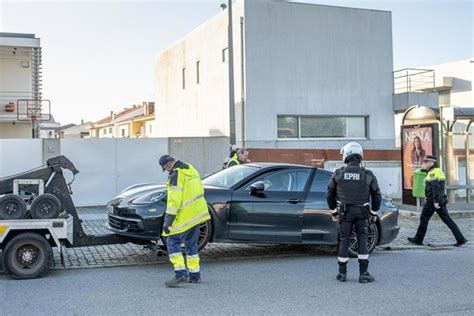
left=132, top=191, right=166, bottom=205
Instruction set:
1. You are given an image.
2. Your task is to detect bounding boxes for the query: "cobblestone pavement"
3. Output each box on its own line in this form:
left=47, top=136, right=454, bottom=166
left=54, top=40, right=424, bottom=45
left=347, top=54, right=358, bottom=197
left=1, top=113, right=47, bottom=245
left=1, top=207, right=473, bottom=273
left=381, top=216, right=473, bottom=250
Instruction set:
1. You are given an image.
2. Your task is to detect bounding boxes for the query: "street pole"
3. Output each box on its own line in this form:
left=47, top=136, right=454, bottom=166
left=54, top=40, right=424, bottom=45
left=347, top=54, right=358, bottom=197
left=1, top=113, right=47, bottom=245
left=445, top=125, right=456, bottom=204
left=227, top=0, right=236, bottom=148
left=240, top=16, right=245, bottom=148
left=465, top=122, right=472, bottom=203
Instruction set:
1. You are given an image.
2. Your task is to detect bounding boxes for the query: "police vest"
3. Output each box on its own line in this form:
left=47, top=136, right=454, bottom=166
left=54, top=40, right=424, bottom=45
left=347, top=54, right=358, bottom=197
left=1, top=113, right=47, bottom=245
left=226, top=153, right=240, bottom=168
left=162, top=163, right=211, bottom=236
left=424, top=167, right=447, bottom=203
left=335, top=164, right=371, bottom=206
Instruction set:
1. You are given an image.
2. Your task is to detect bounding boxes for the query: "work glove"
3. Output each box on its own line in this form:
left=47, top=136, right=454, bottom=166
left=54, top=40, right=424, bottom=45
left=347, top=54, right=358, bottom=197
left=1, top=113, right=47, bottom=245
left=163, top=226, right=170, bottom=234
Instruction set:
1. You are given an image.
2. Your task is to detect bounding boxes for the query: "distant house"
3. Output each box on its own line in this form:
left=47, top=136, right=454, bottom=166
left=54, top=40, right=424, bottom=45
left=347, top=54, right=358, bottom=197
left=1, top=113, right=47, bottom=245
left=39, top=115, right=61, bottom=138
left=90, top=102, right=155, bottom=138
left=56, top=121, right=93, bottom=139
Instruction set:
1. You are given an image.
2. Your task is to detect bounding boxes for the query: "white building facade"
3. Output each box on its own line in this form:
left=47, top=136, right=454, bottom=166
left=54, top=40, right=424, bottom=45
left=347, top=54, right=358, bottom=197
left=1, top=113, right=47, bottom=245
left=0, top=33, right=43, bottom=138
left=155, top=0, right=395, bottom=150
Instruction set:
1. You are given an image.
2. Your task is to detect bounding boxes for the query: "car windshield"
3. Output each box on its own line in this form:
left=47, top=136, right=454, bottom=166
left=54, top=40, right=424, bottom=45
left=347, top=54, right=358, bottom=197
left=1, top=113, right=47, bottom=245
left=202, top=165, right=259, bottom=189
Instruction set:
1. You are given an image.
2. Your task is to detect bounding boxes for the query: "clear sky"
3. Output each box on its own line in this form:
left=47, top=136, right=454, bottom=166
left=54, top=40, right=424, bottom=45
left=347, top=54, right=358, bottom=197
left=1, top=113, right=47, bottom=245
left=1, top=0, right=472, bottom=125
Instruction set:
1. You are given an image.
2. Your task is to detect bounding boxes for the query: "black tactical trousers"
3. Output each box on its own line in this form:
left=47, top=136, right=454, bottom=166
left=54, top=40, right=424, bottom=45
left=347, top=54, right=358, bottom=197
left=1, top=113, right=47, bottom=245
left=414, top=202, right=466, bottom=243
left=338, top=206, right=369, bottom=260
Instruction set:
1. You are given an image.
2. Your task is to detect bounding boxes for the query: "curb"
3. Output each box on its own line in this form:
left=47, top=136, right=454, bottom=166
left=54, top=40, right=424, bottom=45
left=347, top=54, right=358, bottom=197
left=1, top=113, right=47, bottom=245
left=399, top=210, right=474, bottom=220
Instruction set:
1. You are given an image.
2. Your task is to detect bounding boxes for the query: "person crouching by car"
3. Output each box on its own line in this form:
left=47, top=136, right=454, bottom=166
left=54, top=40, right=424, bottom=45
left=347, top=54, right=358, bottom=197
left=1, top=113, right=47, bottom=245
left=159, top=155, right=211, bottom=288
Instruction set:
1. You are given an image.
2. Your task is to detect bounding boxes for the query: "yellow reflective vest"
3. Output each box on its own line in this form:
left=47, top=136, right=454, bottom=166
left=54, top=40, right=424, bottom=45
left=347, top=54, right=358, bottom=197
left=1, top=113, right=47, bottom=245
left=162, top=161, right=211, bottom=236
left=226, top=153, right=240, bottom=168
left=424, top=167, right=447, bottom=204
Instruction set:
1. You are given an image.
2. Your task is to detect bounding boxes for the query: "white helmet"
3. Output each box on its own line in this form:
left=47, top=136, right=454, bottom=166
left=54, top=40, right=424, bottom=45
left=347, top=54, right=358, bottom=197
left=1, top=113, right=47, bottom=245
left=340, top=142, right=363, bottom=163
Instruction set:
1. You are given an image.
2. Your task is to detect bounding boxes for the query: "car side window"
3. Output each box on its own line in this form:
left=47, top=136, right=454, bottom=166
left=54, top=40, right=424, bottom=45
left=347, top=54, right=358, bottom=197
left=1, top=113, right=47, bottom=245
left=246, top=169, right=310, bottom=192
left=310, top=170, right=332, bottom=193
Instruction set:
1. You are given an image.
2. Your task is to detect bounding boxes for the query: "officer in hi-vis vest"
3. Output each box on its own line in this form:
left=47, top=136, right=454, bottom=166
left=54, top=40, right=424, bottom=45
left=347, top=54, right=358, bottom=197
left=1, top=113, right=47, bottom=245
left=408, top=155, right=467, bottom=247
left=327, top=142, right=382, bottom=283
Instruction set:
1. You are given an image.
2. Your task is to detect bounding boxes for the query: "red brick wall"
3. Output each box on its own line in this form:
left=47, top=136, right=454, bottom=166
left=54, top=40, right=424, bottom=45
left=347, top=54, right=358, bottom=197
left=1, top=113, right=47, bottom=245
left=248, top=148, right=401, bottom=167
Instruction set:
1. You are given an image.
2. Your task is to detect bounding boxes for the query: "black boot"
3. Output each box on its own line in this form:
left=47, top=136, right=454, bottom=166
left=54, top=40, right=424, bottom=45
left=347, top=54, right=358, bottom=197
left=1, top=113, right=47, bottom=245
left=454, top=239, right=468, bottom=247
left=336, top=262, right=347, bottom=282
left=165, top=275, right=188, bottom=288
left=407, top=237, right=423, bottom=245
left=359, top=259, right=374, bottom=283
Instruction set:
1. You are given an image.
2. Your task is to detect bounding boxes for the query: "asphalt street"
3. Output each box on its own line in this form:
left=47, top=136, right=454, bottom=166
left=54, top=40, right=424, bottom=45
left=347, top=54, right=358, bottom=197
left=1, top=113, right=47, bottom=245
left=1, top=244, right=473, bottom=315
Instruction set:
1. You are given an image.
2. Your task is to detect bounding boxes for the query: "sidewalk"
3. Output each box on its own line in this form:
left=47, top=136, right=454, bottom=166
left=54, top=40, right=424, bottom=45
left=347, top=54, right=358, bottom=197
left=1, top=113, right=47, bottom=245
left=393, top=199, right=474, bottom=220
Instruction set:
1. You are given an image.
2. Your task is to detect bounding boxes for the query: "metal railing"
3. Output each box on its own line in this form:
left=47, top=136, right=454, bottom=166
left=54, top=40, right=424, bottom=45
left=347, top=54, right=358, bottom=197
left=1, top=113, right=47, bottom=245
left=393, top=68, right=435, bottom=93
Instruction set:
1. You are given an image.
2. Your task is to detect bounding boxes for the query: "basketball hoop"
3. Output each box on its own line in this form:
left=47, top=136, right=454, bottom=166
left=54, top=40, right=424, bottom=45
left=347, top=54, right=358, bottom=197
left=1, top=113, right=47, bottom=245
left=16, top=99, right=52, bottom=138
left=16, top=99, right=51, bottom=122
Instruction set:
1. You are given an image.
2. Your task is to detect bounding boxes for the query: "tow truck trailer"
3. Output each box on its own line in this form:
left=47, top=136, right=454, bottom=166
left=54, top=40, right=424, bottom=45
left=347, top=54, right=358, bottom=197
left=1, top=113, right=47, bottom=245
left=0, top=156, right=156, bottom=279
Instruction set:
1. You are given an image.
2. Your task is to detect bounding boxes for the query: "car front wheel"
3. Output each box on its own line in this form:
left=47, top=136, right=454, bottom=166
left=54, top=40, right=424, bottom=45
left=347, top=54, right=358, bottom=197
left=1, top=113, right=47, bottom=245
left=160, top=219, right=213, bottom=252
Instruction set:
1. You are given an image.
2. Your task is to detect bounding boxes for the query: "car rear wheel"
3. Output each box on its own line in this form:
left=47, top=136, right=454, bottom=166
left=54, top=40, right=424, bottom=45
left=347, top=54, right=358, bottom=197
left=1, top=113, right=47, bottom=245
left=348, top=223, right=379, bottom=258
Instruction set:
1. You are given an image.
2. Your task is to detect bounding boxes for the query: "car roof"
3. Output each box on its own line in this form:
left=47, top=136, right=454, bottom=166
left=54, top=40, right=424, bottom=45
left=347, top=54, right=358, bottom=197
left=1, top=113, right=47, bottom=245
left=244, top=162, right=317, bottom=169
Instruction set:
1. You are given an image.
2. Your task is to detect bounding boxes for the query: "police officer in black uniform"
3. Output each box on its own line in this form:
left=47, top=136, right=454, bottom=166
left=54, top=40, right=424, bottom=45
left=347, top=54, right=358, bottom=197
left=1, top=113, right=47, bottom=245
left=327, top=142, right=382, bottom=283
left=408, top=155, right=467, bottom=246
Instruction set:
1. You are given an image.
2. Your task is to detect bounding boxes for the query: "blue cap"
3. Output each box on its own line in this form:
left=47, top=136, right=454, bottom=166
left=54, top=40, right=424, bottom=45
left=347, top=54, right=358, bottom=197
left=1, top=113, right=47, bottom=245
left=159, top=155, right=175, bottom=170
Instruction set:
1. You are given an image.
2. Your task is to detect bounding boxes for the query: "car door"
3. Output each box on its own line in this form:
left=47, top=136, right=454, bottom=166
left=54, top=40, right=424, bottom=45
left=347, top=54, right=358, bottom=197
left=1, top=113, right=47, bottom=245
left=228, top=168, right=311, bottom=243
left=302, top=169, right=338, bottom=245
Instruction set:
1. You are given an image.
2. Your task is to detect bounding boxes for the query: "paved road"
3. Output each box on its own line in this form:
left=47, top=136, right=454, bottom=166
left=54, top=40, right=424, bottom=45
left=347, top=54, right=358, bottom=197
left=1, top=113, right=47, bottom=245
left=1, top=245, right=473, bottom=315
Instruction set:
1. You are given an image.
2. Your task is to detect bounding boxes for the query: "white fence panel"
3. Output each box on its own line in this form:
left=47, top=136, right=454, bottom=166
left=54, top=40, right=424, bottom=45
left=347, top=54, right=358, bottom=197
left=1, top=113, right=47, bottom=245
left=61, top=138, right=168, bottom=206
left=0, top=139, right=43, bottom=178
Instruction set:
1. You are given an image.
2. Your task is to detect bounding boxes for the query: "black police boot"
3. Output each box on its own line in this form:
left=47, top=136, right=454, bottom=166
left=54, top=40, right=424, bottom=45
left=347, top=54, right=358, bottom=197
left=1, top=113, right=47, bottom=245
left=454, top=239, right=468, bottom=247
left=188, top=276, right=201, bottom=284
left=165, top=275, right=188, bottom=288
left=407, top=237, right=423, bottom=245
left=336, top=262, right=347, bottom=282
left=358, top=259, right=374, bottom=283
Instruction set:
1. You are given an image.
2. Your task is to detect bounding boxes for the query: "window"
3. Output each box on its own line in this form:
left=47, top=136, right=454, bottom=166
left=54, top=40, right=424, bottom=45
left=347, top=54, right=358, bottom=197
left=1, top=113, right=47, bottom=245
left=202, top=165, right=259, bottom=189
left=108, top=127, right=112, bottom=134
left=222, top=48, right=229, bottom=62
left=121, top=129, right=125, bottom=137
left=277, top=116, right=367, bottom=139
left=248, top=169, right=311, bottom=192
left=277, top=116, right=298, bottom=138
left=310, top=170, right=332, bottom=193
left=196, top=61, right=200, bottom=84
left=102, top=129, right=106, bottom=135
left=182, top=68, right=186, bottom=89
left=149, top=125, right=153, bottom=133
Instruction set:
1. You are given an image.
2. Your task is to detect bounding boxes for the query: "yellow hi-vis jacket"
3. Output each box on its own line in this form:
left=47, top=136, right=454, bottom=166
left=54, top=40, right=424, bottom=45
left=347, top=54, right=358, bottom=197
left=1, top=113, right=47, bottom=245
left=226, top=153, right=240, bottom=168
left=162, top=161, right=210, bottom=237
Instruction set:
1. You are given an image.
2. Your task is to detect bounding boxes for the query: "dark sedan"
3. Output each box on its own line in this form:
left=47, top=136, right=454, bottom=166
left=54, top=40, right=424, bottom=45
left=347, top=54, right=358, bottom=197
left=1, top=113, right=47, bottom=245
left=106, top=163, right=399, bottom=257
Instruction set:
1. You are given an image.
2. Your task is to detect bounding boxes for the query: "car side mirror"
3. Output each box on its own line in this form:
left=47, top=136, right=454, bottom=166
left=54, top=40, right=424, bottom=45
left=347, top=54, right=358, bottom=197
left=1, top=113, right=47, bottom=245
left=250, top=181, right=265, bottom=195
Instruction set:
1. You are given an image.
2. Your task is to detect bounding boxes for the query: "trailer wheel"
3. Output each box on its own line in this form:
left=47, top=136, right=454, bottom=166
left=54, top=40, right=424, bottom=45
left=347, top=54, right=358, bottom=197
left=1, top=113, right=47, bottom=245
left=0, top=194, right=27, bottom=220
left=30, top=194, right=61, bottom=219
left=3, top=233, right=53, bottom=279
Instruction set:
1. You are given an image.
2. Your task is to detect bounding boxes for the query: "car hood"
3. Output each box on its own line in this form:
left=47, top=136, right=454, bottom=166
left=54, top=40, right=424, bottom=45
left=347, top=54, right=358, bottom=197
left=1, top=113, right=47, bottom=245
left=108, top=183, right=225, bottom=207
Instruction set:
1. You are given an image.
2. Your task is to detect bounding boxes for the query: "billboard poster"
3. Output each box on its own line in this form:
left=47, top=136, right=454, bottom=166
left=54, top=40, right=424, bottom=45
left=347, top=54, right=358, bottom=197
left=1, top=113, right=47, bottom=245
left=402, top=126, right=434, bottom=190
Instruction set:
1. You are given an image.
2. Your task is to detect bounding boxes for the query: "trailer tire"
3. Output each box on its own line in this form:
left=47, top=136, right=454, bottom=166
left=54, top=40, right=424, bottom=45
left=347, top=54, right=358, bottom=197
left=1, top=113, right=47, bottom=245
left=30, top=194, right=61, bottom=219
left=0, top=194, right=27, bottom=220
left=3, top=233, right=53, bottom=279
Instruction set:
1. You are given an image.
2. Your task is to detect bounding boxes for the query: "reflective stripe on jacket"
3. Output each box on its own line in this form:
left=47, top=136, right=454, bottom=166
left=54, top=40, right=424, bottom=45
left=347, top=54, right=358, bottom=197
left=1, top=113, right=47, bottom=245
left=162, top=161, right=211, bottom=236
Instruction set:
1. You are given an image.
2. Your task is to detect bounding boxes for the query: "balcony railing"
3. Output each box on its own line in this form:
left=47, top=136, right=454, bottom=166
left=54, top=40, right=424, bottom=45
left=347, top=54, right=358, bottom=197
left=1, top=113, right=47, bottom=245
left=0, top=91, right=33, bottom=114
left=393, top=68, right=435, bottom=94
